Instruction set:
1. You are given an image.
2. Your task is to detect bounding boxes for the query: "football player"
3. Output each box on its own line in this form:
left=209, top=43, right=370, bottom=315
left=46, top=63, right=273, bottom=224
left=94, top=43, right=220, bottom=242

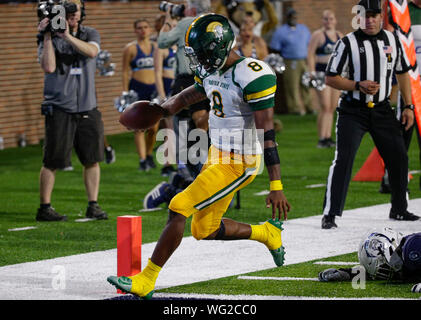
left=107, top=13, right=290, bottom=299
left=319, top=228, right=421, bottom=283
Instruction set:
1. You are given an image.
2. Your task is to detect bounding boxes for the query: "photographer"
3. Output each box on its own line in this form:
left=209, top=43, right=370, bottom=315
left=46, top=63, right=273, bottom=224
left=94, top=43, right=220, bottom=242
left=36, top=0, right=107, bottom=221
left=157, top=0, right=211, bottom=178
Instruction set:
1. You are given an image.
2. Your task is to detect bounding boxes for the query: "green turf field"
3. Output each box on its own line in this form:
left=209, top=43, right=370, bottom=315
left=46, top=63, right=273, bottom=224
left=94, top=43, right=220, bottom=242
left=157, top=252, right=418, bottom=299
left=1, top=113, right=420, bottom=299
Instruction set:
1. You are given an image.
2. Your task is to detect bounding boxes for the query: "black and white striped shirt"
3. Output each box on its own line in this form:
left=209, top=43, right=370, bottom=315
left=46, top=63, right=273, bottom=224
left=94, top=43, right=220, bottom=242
left=326, top=29, right=411, bottom=104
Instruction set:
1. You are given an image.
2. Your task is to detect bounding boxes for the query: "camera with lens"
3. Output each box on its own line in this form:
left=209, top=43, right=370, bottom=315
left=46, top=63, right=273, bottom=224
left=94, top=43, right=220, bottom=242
left=159, top=1, right=185, bottom=18
left=37, top=0, right=78, bottom=33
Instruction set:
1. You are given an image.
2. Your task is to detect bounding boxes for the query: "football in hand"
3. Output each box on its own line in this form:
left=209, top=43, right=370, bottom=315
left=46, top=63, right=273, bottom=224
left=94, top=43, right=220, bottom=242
left=119, top=100, right=164, bottom=130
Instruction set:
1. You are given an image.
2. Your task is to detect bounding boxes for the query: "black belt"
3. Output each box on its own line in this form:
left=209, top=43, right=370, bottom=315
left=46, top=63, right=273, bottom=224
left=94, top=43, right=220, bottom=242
left=342, top=96, right=389, bottom=109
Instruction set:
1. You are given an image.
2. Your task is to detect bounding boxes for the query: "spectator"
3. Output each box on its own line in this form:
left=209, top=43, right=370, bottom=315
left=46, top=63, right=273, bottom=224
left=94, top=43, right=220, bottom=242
left=269, top=8, right=312, bottom=115
left=36, top=0, right=107, bottom=221
left=153, top=14, right=177, bottom=176
left=157, top=0, right=211, bottom=178
left=234, top=22, right=268, bottom=60
left=307, top=9, right=343, bottom=148
left=122, top=19, right=158, bottom=171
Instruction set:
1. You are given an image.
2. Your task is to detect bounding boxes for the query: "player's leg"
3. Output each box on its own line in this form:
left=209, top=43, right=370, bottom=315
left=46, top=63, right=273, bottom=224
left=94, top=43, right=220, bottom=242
left=192, top=193, right=285, bottom=266
left=38, top=109, right=73, bottom=221
left=145, top=122, right=159, bottom=169
left=370, top=107, right=413, bottom=219
left=134, top=130, right=147, bottom=170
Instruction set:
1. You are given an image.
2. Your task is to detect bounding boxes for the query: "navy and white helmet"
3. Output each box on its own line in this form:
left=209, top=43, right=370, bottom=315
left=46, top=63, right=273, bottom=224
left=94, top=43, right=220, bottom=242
left=358, top=227, right=403, bottom=280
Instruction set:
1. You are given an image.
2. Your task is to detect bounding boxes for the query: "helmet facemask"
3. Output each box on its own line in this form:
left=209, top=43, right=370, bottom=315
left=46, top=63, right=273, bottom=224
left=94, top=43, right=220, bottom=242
left=185, top=39, right=233, bottom=77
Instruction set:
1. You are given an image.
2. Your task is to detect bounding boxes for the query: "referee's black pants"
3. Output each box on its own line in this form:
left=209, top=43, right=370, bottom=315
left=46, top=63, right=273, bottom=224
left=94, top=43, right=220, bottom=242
left=323, top=99, right=409, bottom=217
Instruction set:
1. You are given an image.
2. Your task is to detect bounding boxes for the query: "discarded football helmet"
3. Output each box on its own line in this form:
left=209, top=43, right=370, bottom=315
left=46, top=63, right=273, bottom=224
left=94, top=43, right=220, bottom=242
left=358, top=227, right=403, bottom=280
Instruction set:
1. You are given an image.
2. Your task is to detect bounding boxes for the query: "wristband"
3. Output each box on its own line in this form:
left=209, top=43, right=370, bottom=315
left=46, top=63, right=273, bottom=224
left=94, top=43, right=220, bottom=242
left=270, top=180, right=283, bottom=191
left=404, top=104, right=415, bottom=111
left=355, top=81, right=360, bottom=91
left=264, top=146, right=280, bottom=166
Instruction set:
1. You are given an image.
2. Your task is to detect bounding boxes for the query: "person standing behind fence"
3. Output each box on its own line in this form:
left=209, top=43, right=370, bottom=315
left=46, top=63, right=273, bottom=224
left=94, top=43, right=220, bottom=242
left=321, top=0, right=420, bottom=230
left=122, top=19, right=158, bottom=171
left=307, top=9, right=343, bottom=148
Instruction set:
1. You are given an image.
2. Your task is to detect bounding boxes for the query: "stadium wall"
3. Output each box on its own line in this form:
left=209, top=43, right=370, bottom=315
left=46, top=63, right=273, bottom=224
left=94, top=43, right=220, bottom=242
left=0, top=0, right=356, bottom=149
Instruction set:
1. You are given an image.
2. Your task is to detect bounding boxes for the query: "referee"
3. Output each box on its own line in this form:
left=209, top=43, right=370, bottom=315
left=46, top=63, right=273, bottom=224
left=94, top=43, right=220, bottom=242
left=321, top=0, right=420, bottom=229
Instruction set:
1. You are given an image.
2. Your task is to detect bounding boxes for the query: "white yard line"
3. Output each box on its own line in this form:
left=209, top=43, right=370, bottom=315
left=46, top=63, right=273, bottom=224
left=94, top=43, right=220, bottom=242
left=238, top=276, right=319, bottom=281
left=7, top=226, right=37, bottom=232
left=313, top=261, right=358, bottom=265
left=1, top=199, right=421, bottom=300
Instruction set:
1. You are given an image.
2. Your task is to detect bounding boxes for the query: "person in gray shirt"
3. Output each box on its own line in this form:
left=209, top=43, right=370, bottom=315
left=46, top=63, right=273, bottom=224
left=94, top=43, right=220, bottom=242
left=36, top=0, right=107, bottom=222
left=157, top=0, right=211, bottom=178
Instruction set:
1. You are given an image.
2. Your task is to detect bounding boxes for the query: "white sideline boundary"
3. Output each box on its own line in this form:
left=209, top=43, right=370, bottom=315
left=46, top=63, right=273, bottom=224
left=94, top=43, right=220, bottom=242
left=153, top=293, right=418, bottom=300
left=1, top=199, right=421, bottom=300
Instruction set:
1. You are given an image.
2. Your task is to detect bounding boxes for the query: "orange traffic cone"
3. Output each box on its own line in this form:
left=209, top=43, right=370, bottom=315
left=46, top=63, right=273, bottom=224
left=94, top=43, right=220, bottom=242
left=353, top=147, right=385, bottom=181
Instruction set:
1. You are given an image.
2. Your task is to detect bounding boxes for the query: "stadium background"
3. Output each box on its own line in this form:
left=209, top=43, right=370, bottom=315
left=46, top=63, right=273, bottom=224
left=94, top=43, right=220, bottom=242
left=0, top=0, right=358, bottom=149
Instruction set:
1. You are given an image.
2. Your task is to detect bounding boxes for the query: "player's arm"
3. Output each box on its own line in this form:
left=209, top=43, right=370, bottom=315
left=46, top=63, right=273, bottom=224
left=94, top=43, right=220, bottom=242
left=122, top=44, right=133, bottom=91
left=38, top=18, right=56, bottom=73
left=161, top=85, right=207, bottom=116
left=307, top=30, right=322, bottom=73
left=57, top=22, right=99, bottom=58
left=254, top=107, right=290, bottom=220
left=153, top=47, right=167, bottom=102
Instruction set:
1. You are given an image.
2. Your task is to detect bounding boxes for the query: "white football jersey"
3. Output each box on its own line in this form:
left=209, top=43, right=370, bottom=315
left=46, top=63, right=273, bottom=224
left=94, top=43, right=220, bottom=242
left=194, top=57, right=277, bottom=154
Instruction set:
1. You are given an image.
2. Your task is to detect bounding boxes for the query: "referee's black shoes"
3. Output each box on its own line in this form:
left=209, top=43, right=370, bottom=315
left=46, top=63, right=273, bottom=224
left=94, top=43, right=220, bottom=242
left=321, top=215, right=338, bottom=229
left=389, top=209, right=420, bottom=221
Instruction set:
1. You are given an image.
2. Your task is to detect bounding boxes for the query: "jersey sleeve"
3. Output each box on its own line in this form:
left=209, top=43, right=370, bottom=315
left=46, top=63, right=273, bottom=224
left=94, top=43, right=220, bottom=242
left=326, top=38, right=349, bottom=77
left=234, top=59, right=277, bottom=111
left=87, top=27, right=101, bottom=48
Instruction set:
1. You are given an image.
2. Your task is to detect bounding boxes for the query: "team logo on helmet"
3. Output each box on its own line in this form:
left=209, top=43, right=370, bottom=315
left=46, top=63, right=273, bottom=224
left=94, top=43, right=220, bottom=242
left=409, top=251, right=420, bottom=261
left=206, top=22, right=224, bottom=41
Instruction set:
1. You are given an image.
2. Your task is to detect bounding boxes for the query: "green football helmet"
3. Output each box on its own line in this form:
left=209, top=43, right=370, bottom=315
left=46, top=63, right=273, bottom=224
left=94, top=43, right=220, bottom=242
left=185, top=13, right=235, bottom=77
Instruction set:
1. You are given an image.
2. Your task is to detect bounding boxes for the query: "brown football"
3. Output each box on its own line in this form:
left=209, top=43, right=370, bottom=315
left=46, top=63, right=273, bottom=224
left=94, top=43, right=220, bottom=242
left=119, top=100, right=164, bottom=130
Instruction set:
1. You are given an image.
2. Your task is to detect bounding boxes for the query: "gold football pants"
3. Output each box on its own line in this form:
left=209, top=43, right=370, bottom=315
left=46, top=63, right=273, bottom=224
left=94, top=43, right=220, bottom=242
left=169, top=145, right=261, bottom=240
